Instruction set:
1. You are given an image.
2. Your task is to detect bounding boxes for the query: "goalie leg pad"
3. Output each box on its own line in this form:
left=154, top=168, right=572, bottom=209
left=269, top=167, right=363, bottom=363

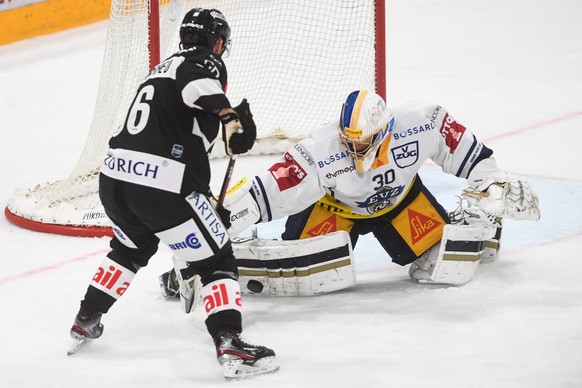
left=409, top=222, right=497, bottom=286
left=233, top=231, right=356, bottom=296
left=481, top=221, right=502, bottom=262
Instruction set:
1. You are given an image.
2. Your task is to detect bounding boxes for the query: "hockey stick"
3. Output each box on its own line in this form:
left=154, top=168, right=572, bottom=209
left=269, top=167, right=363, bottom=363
left=216, top=155, right=238, bottom=209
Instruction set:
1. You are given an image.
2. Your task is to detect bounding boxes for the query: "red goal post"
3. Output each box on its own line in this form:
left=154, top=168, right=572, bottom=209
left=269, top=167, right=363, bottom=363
left=5, top=0, right=386, bottom=237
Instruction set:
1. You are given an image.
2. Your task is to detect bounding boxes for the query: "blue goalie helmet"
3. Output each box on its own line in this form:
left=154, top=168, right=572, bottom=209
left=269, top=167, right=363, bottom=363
left=338, top=90, right=394, bottom=173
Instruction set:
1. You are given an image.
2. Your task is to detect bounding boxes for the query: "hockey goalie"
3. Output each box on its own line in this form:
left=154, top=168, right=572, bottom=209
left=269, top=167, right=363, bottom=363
left=161, top=90, right=540, bottom=299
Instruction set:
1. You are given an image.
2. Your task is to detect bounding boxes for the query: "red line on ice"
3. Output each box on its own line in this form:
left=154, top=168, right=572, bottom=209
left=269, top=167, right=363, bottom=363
left=483, top=111, right=582, bottom=143
left=0, top=248, right=109, bottom=285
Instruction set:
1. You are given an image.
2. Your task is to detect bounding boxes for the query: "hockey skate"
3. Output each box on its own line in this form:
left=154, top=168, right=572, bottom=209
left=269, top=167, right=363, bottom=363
left=214, top=331, right=279, bottom=380
left=68, top=308, right=103, bottom=355
left=159, top=268, right=180, bottom=299
left=408, top=244, right=439, bottom=282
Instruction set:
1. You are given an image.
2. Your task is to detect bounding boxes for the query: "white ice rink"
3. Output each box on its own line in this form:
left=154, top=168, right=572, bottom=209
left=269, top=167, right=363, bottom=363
left=1, top=0, right=581, bottom=387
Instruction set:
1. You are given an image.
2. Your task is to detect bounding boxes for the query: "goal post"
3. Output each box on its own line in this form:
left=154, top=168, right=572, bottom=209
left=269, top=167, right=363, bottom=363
left=5, top=0, right=386, bottom=237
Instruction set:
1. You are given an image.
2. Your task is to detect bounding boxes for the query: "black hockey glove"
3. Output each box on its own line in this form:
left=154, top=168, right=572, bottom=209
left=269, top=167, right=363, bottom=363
left=216, top=206, right=232, bottom=229
left=229, top=99, right=257, bottom=154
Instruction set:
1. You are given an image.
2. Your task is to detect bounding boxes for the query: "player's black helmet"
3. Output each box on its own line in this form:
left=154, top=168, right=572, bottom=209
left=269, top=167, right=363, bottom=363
left=179, top=8, right=231, bottom=55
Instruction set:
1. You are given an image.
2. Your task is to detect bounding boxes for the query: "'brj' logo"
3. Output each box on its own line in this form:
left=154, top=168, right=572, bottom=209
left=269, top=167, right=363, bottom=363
left=169, top=233, right=202, bottom=250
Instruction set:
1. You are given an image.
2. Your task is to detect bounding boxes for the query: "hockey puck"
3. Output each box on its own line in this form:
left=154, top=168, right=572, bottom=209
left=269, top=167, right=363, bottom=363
left=247, top=279, right=264, bottom=294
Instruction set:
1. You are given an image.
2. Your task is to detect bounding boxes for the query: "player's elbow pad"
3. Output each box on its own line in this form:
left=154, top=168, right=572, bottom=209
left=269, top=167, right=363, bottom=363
left=223, top=177, right=260, bottom=237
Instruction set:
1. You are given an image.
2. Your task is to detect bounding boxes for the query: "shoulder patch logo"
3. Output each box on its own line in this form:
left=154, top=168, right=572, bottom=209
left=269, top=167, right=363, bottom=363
left=439, top=113, right=467, bottom=153
left=268, top=152, right=307, bottom=191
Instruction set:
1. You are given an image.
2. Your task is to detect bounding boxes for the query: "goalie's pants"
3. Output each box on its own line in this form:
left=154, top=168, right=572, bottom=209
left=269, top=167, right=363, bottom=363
left=282, top=175, right=450, bottom=266
left=79, top=174, right=241, bottom=337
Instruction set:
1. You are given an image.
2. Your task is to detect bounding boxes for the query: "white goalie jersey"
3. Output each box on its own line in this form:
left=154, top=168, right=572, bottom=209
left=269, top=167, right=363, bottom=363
left=218, top=100, right=539, bottom=292
left=245, top=101, right=506, bottom=223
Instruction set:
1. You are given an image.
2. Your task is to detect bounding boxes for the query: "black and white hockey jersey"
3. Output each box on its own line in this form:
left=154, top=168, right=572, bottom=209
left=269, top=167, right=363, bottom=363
left=101, top=47, right=230, bottom=195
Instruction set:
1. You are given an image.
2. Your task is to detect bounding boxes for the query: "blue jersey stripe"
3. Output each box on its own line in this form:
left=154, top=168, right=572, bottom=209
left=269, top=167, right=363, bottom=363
left=455, top=135, right=478, bottom=177
left=254, top=176, right=273, bottom=222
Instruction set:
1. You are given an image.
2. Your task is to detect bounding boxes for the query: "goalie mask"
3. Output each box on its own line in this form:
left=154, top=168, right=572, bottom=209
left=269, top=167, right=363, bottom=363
left=338, top=90, right=394, bottom=173
left=180, top=8, right=231, bottom=56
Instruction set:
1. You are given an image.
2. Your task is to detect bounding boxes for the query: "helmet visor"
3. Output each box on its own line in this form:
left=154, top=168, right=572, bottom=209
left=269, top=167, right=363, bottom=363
left=339, top=127, right=382, bottom=159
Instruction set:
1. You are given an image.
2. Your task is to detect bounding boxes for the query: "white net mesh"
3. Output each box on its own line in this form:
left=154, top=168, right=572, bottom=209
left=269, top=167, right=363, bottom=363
left=6, top=0, right=382, bottom=235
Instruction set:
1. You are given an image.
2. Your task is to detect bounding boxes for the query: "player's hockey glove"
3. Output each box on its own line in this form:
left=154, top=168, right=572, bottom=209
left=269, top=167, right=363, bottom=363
left=222, top=99, right=256, bottom=155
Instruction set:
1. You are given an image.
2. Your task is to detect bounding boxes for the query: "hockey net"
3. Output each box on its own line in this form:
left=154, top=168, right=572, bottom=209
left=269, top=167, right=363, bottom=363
left=5, top=0, right=385, bottom=237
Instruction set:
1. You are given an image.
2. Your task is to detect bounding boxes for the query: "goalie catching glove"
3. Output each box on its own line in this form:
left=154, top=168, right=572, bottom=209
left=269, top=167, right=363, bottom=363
left=220, top=99, right=257, bottom=155
left=464, top=158, right=540, bottom=221
left=462, top=180, right=540, bottom=221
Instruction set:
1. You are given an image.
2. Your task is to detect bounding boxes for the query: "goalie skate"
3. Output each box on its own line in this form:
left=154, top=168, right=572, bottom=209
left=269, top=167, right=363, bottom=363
left=170, top=255, right=202, bottom=313
left=214, top=331, right=279, bottom=381
left=159, top=269, right=180, bottom=299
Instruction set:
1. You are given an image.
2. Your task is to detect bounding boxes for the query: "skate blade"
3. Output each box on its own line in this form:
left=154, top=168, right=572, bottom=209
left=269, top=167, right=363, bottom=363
left=67, top=337, right=92, bottom=356
left=223, top=356, right=279, bottom=381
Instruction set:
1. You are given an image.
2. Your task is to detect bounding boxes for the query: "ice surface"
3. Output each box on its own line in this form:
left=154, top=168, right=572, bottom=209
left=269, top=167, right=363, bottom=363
left=1, top=0, right=581, bottom=386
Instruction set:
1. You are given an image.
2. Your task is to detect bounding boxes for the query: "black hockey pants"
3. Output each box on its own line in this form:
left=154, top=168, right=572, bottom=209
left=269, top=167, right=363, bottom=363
left=79, top=174, right=241, bottom=336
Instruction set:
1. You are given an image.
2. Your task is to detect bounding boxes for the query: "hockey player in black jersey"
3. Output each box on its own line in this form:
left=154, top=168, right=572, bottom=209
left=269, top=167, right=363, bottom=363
left=69, top=8, right=278, bottom=380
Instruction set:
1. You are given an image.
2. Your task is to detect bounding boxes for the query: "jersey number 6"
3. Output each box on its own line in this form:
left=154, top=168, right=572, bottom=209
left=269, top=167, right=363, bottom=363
left=126, top=85, right=155, bottom=135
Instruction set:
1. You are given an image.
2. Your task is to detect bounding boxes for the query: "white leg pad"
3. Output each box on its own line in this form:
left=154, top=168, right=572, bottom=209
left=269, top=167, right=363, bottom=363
left=411, top=222, right=497, bottom=286
left=233, top=231, right=356, bottom=296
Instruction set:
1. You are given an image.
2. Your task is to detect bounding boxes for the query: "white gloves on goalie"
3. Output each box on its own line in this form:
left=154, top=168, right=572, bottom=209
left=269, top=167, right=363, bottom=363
left=221, top=177, right=261, bottom=237
left=464, top=158, right=540, bottom=221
